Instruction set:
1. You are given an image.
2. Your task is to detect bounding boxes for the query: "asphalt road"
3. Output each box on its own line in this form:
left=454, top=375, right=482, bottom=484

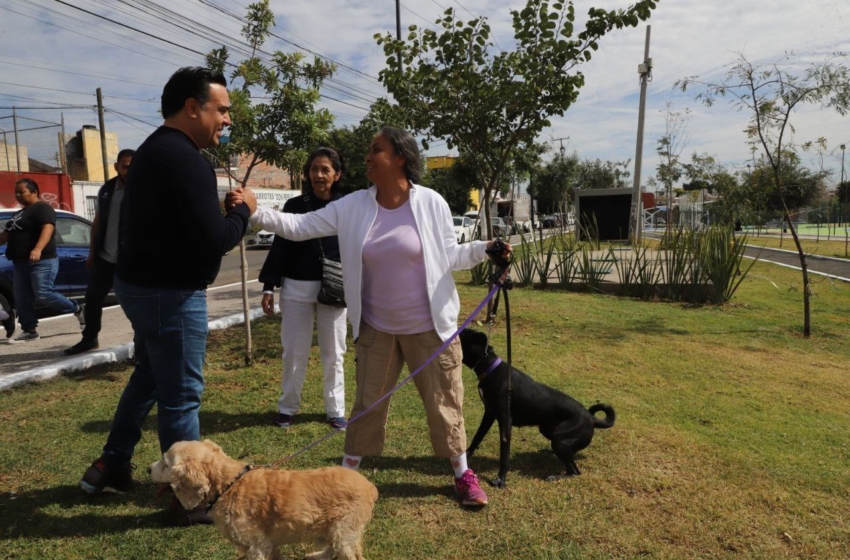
left=0, top=246, right=274, bottom=378
left=743, top=244, right=850, bottom=282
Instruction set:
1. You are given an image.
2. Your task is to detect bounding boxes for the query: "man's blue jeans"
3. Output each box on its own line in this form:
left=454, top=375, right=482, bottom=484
left=13, top=258, right=78, bottom=332
left=101, top=278, right=208, bottom=470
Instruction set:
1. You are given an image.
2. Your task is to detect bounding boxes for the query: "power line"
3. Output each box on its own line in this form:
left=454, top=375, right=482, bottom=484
left=54, top=0, right=211, bottom=59
left=47, top=0, right=375, bottom=115
left=400, top=2, right=440, bottom=29
left=0, top=58, right=160, bottom=87
left=0, top=80, right=157, bottom=102
left=197, top=0, right=382, bottom=85
left=2, top=1, right=198, bottom=68
left=107, top=108, right=160, bottom=128
left=107, top=109, right=159, bottom=133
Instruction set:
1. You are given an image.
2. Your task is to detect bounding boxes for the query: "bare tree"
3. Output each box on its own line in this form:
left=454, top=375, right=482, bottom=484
left=677, top=52, right=850, bottom=337
left=655, top=102, right=692, bottom=236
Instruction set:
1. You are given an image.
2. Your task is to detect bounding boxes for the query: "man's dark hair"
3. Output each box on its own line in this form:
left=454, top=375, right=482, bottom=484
left=380, top=126, right=421, bottom=184
left=161, top=67, right=227, bottom=119
left=117, top=149, right=136, bottom=162
left=302, top=147, right=346, bottom=195
left=15, top=177, right=39, bottom=195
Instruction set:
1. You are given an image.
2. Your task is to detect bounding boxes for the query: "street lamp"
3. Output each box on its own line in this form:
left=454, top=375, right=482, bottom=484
left=841, top=144, right=846, bottom=186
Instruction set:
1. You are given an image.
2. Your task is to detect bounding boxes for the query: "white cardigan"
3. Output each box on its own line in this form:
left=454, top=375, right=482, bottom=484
left=250, top=184, right=489, bottom=341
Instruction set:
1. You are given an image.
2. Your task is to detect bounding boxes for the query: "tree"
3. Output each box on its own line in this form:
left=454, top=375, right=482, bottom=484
left=205, top=0, right=335, bottom=363
left=677, top=52, right=850, bottom=336
left=374, top=0, right=658, bottom=240
left=681, top=152, right=744, bottom=227
left=206, top=0, right=335, bottom=193
left=745, top=153, right=827, bottom=212
left=421, top=165, right=474, bottom=215
left=327, top=125, right=372, bottom=193
left=529, top=151, right=579, bottom=213
left=655, top=102, right=691, bottom=235
left=574, top=157, right=631, bottom=190
left=837, top=181, right=850, bottom=205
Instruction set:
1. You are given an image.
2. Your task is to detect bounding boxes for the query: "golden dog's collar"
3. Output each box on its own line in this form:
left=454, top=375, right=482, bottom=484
left=206, top=464, right=254, bottom=513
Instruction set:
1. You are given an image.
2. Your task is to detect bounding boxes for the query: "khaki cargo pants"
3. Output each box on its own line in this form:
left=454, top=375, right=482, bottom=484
left=344, top=322, right=466, bottom=458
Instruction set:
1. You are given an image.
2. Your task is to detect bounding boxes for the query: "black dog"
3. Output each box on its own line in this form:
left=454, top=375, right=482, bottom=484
left=459, top=328, right=615, bottom=487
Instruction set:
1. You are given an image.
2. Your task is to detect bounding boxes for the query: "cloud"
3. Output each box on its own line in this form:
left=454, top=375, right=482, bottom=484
left=1, top=0, right=848, bottom=185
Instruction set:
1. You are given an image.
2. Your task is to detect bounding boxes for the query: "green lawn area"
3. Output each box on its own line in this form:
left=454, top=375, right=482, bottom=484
left=1, top=261, right=849, bottom=559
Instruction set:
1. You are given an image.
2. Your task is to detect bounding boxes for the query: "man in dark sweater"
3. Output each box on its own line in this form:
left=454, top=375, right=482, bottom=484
left=79, top=67, right=257, bottom=526
left=64, top=149, right=135, bottom=356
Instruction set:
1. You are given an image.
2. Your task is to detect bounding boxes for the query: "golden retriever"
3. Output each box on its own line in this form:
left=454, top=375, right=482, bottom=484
left=149, top=439, right=378, bottom=560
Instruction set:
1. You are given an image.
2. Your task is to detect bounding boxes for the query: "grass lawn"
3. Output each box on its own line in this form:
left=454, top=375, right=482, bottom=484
left=1, top=261, right=849, bottom=559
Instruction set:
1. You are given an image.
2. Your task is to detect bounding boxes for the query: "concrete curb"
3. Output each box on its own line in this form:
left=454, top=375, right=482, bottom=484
left=0, top=306, right=273, bottom=392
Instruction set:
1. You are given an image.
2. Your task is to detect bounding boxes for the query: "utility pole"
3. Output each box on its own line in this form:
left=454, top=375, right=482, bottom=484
left=96, top=88, right=110, bottom=183
left=553, top=137, right=569, bottom=159
left=842, top=144, right=847, bottom=230
left=2, top=130, right=10, bottom=173
left=12, top=107, right=21, bottom=173
left=629, top=25, right=652, bottom=244
left=59, top=112, right=67, bottom=174
left=395, top=0, right=402, bottom=71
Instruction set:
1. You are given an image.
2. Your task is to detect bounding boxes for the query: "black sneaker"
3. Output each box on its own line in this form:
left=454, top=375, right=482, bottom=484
left=74, top=303, right=86, bottom=330
left=1, top=310, right=14, bottom=339
left=80, top=457, right=135, bottom=494
left=64, top=337, right=99, bottom=355
left=274, top=413, right=295, bottom=428
left=11, top=330, right=39, bottom=343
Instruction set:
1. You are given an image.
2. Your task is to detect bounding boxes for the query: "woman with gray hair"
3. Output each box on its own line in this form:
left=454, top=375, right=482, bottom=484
left=229, top=127, right=511, bottom=507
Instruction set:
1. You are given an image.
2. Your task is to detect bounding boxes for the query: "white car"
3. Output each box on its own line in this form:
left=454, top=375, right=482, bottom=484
left=254, top=229, right=275, bottom=247
left=452, top=216, right=476, bottom=244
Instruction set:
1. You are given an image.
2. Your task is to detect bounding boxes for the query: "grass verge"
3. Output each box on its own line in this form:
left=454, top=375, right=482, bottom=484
left=1, top=261, right=849, bottom=559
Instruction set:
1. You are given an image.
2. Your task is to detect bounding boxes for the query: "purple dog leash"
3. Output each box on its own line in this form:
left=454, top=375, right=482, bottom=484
left=276, top=281, right=503, bottom=465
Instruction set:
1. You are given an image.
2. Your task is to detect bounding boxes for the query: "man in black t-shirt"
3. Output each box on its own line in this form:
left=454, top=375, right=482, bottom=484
left=79, top=68, right=257, bottom=526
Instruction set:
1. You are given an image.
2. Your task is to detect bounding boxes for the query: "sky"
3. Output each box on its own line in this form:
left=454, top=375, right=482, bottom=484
left=1, top=0, right=849, bottom=190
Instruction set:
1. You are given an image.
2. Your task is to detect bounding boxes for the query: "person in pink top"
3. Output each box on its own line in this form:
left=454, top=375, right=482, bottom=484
left=228, top=127, right=511, bottom=507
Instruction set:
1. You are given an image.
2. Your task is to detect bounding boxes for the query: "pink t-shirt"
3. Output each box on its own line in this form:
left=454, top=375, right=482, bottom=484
left=361, top=201, right=433, bottom=334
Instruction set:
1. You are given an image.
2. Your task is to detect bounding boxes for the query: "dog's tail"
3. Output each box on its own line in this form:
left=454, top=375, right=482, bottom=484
left=588, top=403, right=615, bottom=429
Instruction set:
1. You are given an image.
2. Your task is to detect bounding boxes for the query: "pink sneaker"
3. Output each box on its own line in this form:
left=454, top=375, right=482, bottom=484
left=454, top=469, right=488, bottom=506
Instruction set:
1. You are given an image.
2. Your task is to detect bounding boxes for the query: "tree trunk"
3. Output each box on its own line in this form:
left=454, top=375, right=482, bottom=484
left=237, top=160, right=259, bottom=365
left=785, top=213, right=811, bottom=337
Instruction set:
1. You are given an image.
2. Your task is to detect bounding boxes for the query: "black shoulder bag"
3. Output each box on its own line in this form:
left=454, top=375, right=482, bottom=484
left=304, top=196, right=346, bottom=308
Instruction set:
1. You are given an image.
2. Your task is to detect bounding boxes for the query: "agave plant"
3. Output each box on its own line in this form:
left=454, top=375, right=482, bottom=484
left=696, top=226, right=756, bottom=304
left=510, top=230, right=538, bottom=287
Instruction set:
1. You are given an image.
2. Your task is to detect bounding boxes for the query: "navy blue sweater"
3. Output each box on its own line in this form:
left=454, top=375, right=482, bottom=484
left=117, top=126, right=249, bottom=289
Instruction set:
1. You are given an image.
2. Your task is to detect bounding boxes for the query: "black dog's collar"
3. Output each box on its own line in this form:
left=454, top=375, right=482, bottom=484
left=205, top=464, right=253, bottom=513
left=474, top=357, right=503, bottom=381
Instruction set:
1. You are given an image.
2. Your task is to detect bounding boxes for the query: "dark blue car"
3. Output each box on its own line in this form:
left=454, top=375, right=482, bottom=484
left=0, top=209, right=95, bottom=321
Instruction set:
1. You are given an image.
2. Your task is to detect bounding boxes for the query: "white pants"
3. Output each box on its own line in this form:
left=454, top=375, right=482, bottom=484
left=278, top=298, right=347, bottom=418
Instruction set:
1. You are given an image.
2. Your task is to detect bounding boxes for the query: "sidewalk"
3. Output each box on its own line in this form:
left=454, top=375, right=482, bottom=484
left=0, top=280, right=267, bottom=391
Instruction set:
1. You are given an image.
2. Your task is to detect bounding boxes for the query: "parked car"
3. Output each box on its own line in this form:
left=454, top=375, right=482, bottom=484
left=469, top=215, right=507, bottom=239
left=0, top=209, right=99, bottom=320
left=452, top=216, right=475, bottom=244
left=252, top=229, right=275, bottom=247
left=491, top=217, right=507, bottom=237
left=541, top=215, right=560, bottom=228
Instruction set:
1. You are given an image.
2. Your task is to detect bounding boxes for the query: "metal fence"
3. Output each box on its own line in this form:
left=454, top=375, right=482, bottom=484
left=0, top=112, right=65, bottom=173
